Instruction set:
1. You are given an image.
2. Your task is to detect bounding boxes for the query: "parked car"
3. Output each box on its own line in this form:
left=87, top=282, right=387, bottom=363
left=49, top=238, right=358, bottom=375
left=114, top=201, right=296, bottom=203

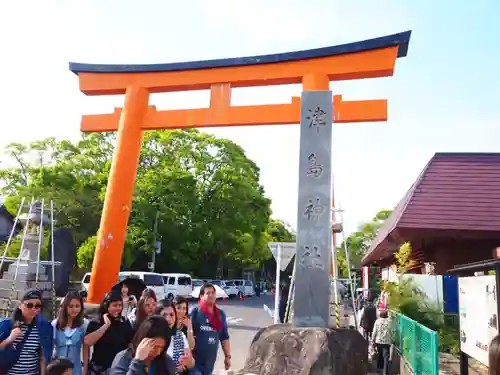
left=192, top=279, right=204, bottom=288
left=224, top=280, right=245, bottom=298
left=231, top=279, right=255, bottom=296
left=162, top=273, right=193, bottom=299
left=209, top=280, right=243, bottom=298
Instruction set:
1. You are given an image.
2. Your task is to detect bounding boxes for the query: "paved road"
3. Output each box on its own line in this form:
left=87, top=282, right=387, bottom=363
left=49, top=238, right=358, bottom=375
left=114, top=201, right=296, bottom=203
left=213, top=295, right=274, bottom=374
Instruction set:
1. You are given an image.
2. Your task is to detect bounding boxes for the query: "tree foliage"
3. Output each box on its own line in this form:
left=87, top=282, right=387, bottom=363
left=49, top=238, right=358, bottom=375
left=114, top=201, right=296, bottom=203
left=0, top=130, right=293, bottom=278
left=394, top=241, right=417, bottom=274
left=335, top=209, right=392, bottom=276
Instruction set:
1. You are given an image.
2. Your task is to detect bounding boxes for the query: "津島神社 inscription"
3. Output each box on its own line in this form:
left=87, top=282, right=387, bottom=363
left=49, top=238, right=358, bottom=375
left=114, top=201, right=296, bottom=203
left=293, top=90, right=333, bottom=328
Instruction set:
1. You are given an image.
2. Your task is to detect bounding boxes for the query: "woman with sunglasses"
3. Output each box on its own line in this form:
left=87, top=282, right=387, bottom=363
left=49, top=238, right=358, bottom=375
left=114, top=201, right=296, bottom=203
left=52, top=291, right=90, bottom=375
left=110, top=315, right=176, bottom=375
left=0, top=289, right=53, bottom=375
left=156, top=299, right=195, bottom=374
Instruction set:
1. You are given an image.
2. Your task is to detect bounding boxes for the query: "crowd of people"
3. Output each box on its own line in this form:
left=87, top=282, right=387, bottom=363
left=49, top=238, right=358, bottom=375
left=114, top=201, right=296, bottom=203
left=358, top=296, right=391, bottom=375
left=357, top=290, right=500, bottom=375
left=0, top=282, right=231, bottom=375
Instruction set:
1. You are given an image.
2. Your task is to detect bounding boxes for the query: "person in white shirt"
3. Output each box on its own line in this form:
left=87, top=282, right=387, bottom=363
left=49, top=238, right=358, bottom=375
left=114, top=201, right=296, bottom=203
left=119, top=282, right=137, bottom=319
left=371, top=309, right=392, bottom=375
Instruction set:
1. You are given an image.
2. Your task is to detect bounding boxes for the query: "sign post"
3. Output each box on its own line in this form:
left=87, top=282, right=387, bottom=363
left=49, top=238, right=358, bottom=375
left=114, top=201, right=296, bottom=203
left=151, top=210, right=160, bottom=271
left=274, top=244, right=281, bottom=324
left=447, top=257, right=500, bottom=375
left=268, top=242, right=296, bottom=324
left=458, top=275, right=498, bottom=367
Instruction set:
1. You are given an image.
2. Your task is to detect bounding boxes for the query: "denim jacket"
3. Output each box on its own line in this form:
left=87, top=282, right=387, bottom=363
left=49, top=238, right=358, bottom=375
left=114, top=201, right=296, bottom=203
left=0, top=314, right=54, bottom=364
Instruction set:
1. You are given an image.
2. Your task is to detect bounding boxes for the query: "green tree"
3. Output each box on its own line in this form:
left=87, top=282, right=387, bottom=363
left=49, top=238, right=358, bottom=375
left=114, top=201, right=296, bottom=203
left=335, top=209, right=392, bottom=276
left=0, top=130, right=280, bottom=278
left=132, top=130, right=272, bottom=277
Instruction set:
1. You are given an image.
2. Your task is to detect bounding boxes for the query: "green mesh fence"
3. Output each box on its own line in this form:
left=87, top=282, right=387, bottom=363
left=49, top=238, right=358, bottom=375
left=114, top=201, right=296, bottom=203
left=391, top=312, right=439, bottom=375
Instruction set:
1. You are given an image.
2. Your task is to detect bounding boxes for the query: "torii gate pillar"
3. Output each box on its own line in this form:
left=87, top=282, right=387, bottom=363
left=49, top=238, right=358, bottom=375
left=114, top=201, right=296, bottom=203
left=91, top=87, right=149, bottom=298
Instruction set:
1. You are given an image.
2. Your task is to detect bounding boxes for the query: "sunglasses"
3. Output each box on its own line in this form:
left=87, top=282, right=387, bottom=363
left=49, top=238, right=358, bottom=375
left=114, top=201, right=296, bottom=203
left=24, top=302, right=42, bottom=309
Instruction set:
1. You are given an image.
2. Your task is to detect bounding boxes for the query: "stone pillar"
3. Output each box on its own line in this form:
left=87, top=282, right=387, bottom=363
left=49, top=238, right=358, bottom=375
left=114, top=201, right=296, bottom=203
left=293, top=90, right=333, bottom=328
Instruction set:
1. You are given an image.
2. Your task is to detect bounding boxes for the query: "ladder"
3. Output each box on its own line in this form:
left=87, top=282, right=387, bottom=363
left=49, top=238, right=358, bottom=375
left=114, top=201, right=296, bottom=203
left=0, top=199, right=57, bottom=318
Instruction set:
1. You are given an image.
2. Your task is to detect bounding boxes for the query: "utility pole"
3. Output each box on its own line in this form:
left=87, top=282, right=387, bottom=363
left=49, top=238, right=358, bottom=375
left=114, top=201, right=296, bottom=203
left=150, top=210, right=160, bottom=272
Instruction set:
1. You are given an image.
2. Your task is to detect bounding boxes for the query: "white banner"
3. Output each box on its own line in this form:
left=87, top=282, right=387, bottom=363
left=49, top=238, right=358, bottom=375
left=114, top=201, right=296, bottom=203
left=458, top=275, right=498, bottom=366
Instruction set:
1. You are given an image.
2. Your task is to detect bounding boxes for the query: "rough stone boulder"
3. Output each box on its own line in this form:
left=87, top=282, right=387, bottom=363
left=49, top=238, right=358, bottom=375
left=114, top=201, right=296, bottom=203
left=237, top=324, right=368, bottom=375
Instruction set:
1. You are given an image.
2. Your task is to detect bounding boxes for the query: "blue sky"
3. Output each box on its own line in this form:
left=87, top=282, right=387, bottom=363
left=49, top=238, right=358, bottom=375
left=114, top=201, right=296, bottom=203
left=0, top=0, right=499, bottom=234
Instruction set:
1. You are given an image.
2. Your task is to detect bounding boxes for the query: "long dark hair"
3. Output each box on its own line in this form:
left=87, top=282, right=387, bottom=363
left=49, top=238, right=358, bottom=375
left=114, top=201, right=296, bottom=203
left=98, top=291, right=123, bottom=322
left=172, top=296, right=189, bottom=328
left=131, top=316, right=173, bottom=375
left=172, top=296, right=189, bottom=313
left=156, top=298, right=177, bottom=334
left=135, top=289, right=157, bottom=328
left=490, top=335, right=500, bottom=375
left=56, top=291, right=84, bottom=329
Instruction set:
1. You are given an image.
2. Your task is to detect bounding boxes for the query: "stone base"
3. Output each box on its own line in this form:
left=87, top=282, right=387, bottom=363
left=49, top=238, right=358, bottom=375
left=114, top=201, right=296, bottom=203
left=237, top=324, right=368, bottom=375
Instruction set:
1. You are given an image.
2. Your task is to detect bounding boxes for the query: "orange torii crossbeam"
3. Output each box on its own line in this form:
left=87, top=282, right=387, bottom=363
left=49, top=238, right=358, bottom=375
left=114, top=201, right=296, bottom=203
left=80, top=95, right=387, bottom=132
left=70, top=31, right=411, bottom=305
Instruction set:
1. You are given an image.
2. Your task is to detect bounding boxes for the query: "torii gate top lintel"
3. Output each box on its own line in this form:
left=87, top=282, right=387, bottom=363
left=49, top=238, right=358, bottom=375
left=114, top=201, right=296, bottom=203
left=69, top=30, right=411, bottom=96
left=70, top=31, right=411, bottom=132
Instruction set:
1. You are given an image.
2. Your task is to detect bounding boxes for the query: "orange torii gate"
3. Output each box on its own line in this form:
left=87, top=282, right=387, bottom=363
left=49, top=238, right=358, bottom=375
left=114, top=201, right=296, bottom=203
left=70, top=31, right=411, bottom=308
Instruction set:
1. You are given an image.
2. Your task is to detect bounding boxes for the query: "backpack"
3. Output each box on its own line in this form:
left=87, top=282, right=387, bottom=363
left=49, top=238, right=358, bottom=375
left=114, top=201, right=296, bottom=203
left=361, top=304, right=377, bottom=330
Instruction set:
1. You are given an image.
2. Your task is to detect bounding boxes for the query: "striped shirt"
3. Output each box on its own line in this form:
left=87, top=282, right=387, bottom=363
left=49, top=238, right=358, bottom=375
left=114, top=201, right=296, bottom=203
left=6, top=323, right=41, bottom=375
left=167, top=330, right=189, bottom=372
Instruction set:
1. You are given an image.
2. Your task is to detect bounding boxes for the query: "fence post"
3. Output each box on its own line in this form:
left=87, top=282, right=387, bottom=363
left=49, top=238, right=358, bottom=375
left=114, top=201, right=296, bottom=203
left=399, top=313, right=403, bottom=353
left=431, top=330, right=439, bottom=375
left=411, top=319, right=417, bottom=373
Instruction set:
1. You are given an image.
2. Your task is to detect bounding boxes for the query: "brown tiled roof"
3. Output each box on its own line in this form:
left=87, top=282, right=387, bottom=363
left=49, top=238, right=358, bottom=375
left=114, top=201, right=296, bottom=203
left=362, top=152, right=500, bottom=265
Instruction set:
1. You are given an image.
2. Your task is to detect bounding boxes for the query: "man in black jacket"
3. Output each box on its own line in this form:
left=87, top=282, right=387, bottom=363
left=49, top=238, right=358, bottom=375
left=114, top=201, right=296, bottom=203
left=360, top=298, right=377, bottom=340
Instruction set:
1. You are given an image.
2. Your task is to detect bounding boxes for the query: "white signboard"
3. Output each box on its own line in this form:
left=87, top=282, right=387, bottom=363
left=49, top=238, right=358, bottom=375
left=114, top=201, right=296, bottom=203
left=458, top=275, right=498, bottom=366
left=268, top=242, right=295, bottom=271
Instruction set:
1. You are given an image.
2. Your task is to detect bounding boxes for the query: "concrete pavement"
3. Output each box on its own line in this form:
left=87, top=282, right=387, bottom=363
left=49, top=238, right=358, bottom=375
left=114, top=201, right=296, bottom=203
left=214, top=295, right=274, bottom=374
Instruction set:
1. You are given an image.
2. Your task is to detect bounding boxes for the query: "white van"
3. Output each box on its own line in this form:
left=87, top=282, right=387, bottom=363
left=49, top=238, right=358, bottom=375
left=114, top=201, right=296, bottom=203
left=119, top=271, right=166, bottom=300
left=231, top=279, right=255, bottom=296
left=81, top=273, right=91, bottom=293
left=80, top=271, right=166, bottom=300
left=162, top=273, right=193, bottom=299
